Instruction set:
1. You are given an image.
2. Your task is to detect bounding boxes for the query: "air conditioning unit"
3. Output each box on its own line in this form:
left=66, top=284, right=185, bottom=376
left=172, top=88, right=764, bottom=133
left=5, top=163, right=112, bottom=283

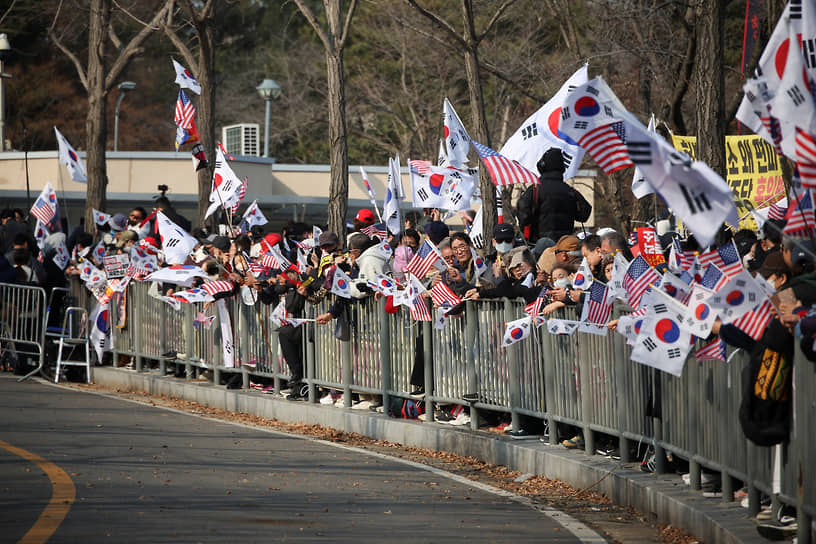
left=221, top=124, right=260, bottom=157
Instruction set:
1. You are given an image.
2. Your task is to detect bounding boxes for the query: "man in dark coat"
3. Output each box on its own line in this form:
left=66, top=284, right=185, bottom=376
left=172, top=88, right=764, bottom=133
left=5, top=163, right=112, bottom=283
left=516, top=148, right=591, bottom=246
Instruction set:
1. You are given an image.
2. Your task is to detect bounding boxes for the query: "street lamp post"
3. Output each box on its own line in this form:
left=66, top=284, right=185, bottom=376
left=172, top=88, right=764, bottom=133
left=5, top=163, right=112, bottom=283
left=255, top=79, right=281, bottom=158
left=113, top=81, right=136, bottom=152
left=0, top=33, right=12, bottom=152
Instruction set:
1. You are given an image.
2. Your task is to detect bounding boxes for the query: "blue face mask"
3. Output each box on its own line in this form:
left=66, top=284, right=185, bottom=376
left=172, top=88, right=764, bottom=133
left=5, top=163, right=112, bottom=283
left=554, top=278, right=570, bottom=289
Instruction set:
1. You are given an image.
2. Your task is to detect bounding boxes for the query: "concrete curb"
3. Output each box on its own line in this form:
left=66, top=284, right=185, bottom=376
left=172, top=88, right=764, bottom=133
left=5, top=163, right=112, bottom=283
left=93, top=367, right=761, bottom=543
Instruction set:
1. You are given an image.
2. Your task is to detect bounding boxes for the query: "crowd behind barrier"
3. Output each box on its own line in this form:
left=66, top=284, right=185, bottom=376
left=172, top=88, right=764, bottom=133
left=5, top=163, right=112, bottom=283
left=54, top=275, right=814, bottom=530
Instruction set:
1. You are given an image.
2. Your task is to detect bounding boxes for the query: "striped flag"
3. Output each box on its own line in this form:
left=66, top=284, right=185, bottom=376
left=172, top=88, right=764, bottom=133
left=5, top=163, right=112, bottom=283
left=409, top=159, right=431, bottom=175
left=231, top=176, right=248, bottom=214
left=410, top=296, right=432, bottom=321
left=622, top=255, right=660, bottom=309
left=201, top=280, right=235, bottom=296
left=175, top=89, right=195, bottom=130
left=716, top=241, right=744, bottom=278
left=581, top=282, right=612, bottom=324
left=576, top=121, right=634, bottom=175
left=471, top=140, right=539, bottom=186
left=30, top=183, right=58, bottom=225
left=430, top=282, right=462, bottom=308
left=731, top=299, right=774, bottom=340
left=795, top=128, right=816, bottom=188
left=361, top=222, right=388, bottom=240
left=699, top=265, right=728, bottom=292
left=695, top=338, right=726, bottom=363
left=768, top=199, right=788, bottom=220
left=784, top=189, right=816, bottom=237
left=405, top=239, right=442, bottom=277
left=524, top=288, right=549, bottom=316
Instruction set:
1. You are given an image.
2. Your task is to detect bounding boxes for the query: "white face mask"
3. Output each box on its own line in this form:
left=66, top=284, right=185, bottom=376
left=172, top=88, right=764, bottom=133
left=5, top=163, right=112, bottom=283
left=554, top=278, right=570, bottom=289
left=496, top=241, right=513, bottom=254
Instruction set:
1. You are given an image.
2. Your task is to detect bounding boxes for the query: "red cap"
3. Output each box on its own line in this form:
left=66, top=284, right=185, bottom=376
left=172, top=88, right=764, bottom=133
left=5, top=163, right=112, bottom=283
left=260, top=233, right=282, bottom=254
left=355, top=209, right=375, bottom=225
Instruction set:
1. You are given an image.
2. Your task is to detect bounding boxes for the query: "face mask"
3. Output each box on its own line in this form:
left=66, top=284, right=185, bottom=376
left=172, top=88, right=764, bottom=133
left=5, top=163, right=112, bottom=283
left=766, top=276, right=777, bottom=292
left=496, top=241, right=513, bottom=254
left=193, top=247, right=208, bottom=263
left=554, top=278, right=570, bottom=289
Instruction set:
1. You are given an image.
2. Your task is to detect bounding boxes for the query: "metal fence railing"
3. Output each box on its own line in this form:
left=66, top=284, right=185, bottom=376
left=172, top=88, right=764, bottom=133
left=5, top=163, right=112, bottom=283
left=59, top=277, right=816, bottom=538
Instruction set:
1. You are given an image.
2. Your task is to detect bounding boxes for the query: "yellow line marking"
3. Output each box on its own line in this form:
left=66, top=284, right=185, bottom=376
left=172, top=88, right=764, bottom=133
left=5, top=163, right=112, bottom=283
left=0, top=439, right=75, bottom=544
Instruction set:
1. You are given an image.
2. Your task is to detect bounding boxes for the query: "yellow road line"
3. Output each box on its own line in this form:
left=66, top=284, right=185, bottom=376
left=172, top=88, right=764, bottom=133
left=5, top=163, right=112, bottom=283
left=0, top=439, right=75, bottom=544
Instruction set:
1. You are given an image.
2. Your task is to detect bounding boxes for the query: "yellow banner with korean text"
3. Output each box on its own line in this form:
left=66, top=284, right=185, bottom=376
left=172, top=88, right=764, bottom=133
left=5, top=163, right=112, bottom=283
left=671, top=135, right=785, bottom=230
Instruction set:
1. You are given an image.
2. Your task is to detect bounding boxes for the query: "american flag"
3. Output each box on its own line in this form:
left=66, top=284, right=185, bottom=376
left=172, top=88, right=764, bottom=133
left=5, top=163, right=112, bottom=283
left=430, top=282, right=462, bottom=307
left=524, top=288, right=549, bottom=316
left=405, top=239, right=442, bottom=277
left=471, top=140, right=539, bottom=186
left=695, top=338, right=726, bottom=363
left=409, top=159, right=432, bottom=175
left=795, top=128, right=816, bottom=188
left=583, top=282, right=612, bottom=324
left=670, top=238, right=696, bottom=270
left=768, top=200, right=787, bottom=220
left=248, top=261, right=269, bottom=276
left=622, top=255, right=660, bottom=309
left=260, top=247, right=292, bottom=271
left=174, top=89, right=196, bottom=130
left=716, top=241, right=743, bottom=278
left=696, top=248, right=720, bottom=269
left=731, top=299, right=774, bottom=340
left=784, top=189, right=816, bottom=237
left=410, top=296, right=432, bottom=321
left=361, top=222, right=388, bottom=240
left=699, top=265, right=728, bottom=292
left=30, top=196, right=56, bottom=225
left=577, top=121, right=634, bottom=175
left=231, top=176, right=247, bottom=214
left=201, top=280, right=234, bottom=296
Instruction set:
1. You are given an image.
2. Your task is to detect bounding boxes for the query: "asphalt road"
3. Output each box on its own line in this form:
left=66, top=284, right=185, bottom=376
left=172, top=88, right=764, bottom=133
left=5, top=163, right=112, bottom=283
left=0, top=375, right=598, bottom=543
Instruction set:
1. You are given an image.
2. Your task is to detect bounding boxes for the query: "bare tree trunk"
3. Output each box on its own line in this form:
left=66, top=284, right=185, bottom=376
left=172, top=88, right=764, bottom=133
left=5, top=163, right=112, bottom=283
left=326, top=50, right=349, bottom=236
left=695, top=0, right=725, bottom=176
left=195, top=22, right=216, bottom=228
left=84, top=0, right=110, bottom=229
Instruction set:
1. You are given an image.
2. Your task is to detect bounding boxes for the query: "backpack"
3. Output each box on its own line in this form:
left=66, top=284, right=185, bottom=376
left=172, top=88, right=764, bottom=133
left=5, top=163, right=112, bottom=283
left=574, top=189, right=592, bottom=223
left=738, top=346, right=792, bottom=446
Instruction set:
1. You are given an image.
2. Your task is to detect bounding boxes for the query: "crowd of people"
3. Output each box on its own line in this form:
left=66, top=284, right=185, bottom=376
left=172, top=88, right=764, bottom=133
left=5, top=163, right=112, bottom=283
left=0, top=149, right=812, bottom=455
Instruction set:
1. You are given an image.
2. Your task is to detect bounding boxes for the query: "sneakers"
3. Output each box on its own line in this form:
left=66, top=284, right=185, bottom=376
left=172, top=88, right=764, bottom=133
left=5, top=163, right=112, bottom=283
left=352, top=400, right=373, bottom=410
left=261, top=384, right=277, bottom=394
left=333, top=395, right=346, bottom=407
left=319, top=393, right=336, bottom=405
left=640, top=451, right=656, bottom=473
left=409, top=386, right=425, bottom=399
left=562, top=435, right=584, bottom=449
left=449, top=413, right=471, bottom=426
left=249, top=381, right=264, bottom=390
left=286, top=383, right=309, bottom=401
left=461, top=392, right=479, bottom=403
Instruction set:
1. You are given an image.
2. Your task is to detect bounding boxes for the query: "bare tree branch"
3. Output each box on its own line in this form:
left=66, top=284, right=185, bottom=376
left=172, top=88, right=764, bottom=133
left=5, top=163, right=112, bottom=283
left=476, top=0, right=517, bottom=42
left=162, top=20, right=197, bottom=72
left=339, top=0, right=359, bottom=48
left=404, top=0, right=466, bottom=49
left=48, top=29, right=89, bottom=90
left=108, top=25, right=122, bottom=50
left=105, top=0, right=173, bottom=92
left=291, top=0, right=332, bottom=52
left=0, top=0, right=17, bottom=28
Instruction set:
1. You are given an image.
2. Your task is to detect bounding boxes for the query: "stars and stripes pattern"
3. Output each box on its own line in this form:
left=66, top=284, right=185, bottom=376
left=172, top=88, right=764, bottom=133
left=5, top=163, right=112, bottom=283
left=361, top=222, right=388, bottom=240
left=410, top=296, right=433, bottom=321
left=795, top=128, right=816, bottom=188
left=768, top=200, right=788, bottom=220
left=429, top=282, right=462, bottom=308
left=715, top=241, right=744, bottom=278
left=231, top=176, right=247, bottom=214
left=31, top=196, right=56, bottom=225
left=784, top=189, right=816, bottom=238
left=524, top=288, right=549, bottom=316
left=471, top=140, right=539, bottom=186
left=699, top=265, right=728, bottom=292
left=695, top=338, right=726, bottom=362
left=200, top=280, right=235, bottom=296
left=583, top=282, right=612, bottom=324
left=731, top=299, right=774, bottom=340
left=622, top=255, right=660, bottom=309
left=175, top=89, right=196, bottom=130
left=577, top=121, right=634, bottom=175
left=409, top=159, right=432, bottom=175
left=259, top=251, right=290, bottom=271
left=405, top=239, right=442, bottom=277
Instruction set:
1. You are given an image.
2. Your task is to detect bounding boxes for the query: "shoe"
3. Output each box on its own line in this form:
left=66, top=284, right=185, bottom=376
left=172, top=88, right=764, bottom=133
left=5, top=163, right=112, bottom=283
left=249, top=381, right=263, bottom=390
left=243, top=360, right=257, bottom=369
left=352, top=400, right=373, bottom=410
left=434, top=410, right=454, bottom=422
left=286, top=390, right=306, bottom=401
left=449, top=413, right=471, bottom=426
left=562, top=435, right=584, bottom=449
left=418, top=413, right=428, bottom=421
left=334, top=395, right=346, bottom=407
left=369, top=405, right=385, bottom=413
left=640, top=452, right=656, bottom=473
left=261, top=384, right=277, bottom=394
left=319, top=393, right=335, bottom=405
left=409, top=386, right=425, bottom=399
left=756, top=521, right=797, bottom=540
left=461, top=392, right=479, bottom=403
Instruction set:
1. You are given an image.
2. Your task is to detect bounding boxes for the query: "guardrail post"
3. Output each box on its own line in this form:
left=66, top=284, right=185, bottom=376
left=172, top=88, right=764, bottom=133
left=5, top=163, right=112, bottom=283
left=159, top=301, right=167, bottom=376
left=465, top=300, right=478, bottom=430
left=612, top=316, right=631, bottom=462
left=687, top=359, right=701, bottom=489
left=379, top=297, right=392, bottom=412
left=184, top=304, right=194, bottom=380
left=133, top=288, right=143, bottom=372
left=798, top=503, right=812, bottom=544
left=423, top=317, right=433, bottom=422
left=504, top=299, right=521, bottom=433
left=306, top=306, right=316, bottom=402
left=578, top=331, right=594, bottom=455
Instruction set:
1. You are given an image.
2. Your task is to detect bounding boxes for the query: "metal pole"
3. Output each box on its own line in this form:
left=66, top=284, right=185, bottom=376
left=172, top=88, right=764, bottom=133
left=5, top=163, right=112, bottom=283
left=0, top=58, right=5, bottom=152
left=379, top=297, right=392, bottom=412
left=263, top=98, right=271, bottom=157
left=505, top=299, right=521, bottom=433
left=114, top=91, right=126, bottom=152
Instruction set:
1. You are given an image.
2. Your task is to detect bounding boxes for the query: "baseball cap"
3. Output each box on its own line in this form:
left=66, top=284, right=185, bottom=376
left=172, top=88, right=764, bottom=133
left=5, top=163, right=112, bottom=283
left=554, top=234, right=580, bottom=253
left=493, top=223, right=515, bottom=242
left=509, top=251, right=527, bottom=269
left=115, top=230, right=137, bottom=248
left=318, top=231, right=340, bottom=248
left=355, top=209, right=375, bottom=225
left=211, top=236, right=231, bottom=252
left=424, top=221, right=450, bottom=244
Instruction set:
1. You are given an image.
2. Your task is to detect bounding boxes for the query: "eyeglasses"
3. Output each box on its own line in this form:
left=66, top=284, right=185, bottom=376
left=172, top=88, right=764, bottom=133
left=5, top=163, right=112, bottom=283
left=451, top=244, right=469, bottom=252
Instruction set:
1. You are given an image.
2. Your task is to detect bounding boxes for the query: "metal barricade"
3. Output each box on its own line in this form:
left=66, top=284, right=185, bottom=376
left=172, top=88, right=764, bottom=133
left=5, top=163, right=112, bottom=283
left=0, top=282, right=48, bottom=381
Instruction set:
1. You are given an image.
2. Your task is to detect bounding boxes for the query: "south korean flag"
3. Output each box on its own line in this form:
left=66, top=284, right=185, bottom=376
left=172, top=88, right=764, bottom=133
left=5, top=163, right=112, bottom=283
left=502, top=316, right=533, bottom=347
left=546, top=318, right=580, bottom=336
left=684, top=285, right=719, bottom=337
left=331, top=267, right=353, bottom=299
left=572, top=257, right=594, bottom=291
left=156, top=211, right=198, bottom=265
left=707, top=269, right=767, bottom=324
left=630, top=292, right=693, bottom=377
